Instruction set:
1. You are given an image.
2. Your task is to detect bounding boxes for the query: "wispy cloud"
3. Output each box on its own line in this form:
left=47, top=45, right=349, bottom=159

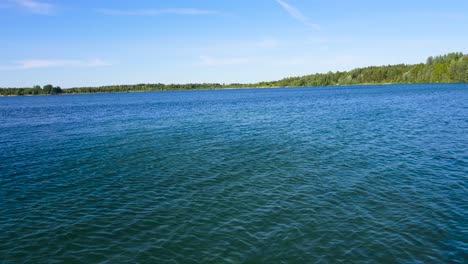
left=197, top=56, right=253, bottom=67
left=275, top=0, right=320, bottom=30
left=11, top=0, right=55, bottom=14
left=96, top=8, right=218, bottom=16
left=0, top=59, right=112, bottom=70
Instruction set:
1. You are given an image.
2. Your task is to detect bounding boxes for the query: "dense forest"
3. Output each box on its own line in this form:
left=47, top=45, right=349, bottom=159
left=260, top=52, right=468, bottom=88
left=1, top=52, right=467, bottom=96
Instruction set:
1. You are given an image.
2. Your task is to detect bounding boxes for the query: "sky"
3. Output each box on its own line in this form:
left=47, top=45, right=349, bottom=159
left=1, top=0, right=467, bottom=88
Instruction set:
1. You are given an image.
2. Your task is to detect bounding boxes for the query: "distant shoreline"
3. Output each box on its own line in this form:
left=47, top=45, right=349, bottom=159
left=2, top=52, right=467, bottom=96
left=1, top=82, right=467, bottom=97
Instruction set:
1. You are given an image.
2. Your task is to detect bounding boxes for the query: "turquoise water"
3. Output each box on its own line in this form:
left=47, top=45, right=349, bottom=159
left=0, top=84, right=467, bottom=263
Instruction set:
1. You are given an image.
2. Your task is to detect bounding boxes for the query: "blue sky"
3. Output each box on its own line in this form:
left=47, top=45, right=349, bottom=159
left=1, top=0, right=467, bottom=87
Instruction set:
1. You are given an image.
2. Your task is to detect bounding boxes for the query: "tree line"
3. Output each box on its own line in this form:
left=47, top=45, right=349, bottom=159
left=0, top=84, right=63, bottom=96
left=257, top=52, right=468, bottom=87
left=1, top=52, right=467, bottom=96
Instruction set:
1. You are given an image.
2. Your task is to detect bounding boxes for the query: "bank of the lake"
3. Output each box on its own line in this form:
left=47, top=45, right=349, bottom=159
left=1, top=52, right=468, bottom=96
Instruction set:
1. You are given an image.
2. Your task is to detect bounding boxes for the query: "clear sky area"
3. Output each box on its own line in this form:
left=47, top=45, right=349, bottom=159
left=1, top=0, right=467, bottom=87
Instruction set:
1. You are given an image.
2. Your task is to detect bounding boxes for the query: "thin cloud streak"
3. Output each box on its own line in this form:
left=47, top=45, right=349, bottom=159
left=0, top=59, right=112, bottom=71
left=12, top=0, right=54, bottom=14
left=97, top=8, right=218, bottom=16
left=275, top=0, right=320, bottom=30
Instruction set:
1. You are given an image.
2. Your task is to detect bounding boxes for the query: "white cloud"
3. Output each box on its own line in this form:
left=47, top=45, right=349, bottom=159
left=275, top=0, right=320, bottom=30
left=12, top=0, right=54, bottom=14
left=96, top=8, right=218, bottom=16
left=0, top=59, right=112, bottom=70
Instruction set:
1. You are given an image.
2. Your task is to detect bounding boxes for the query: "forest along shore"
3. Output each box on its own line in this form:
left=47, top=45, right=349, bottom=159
left=1, top=52, right=467, bottom=96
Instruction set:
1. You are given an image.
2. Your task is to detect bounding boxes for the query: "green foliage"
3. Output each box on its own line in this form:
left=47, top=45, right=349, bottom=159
left=261, top=52, right=468, bottom=88
left=63, top=83, right=243, bottom=94
left=0, top=84, right=62, bottom=96
left=1, top=52, right=467, bottom=96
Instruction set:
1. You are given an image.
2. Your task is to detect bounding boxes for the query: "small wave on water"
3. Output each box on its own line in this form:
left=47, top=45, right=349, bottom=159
left=0, top=84, right=467, bottom=263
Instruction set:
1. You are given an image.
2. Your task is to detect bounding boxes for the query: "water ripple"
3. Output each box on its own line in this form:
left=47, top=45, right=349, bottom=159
left=0, top=84, right=467, bottom=263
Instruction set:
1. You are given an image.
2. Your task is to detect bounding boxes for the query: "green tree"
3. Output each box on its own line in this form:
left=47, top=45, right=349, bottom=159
left=43, top=84, right=53, bottom=94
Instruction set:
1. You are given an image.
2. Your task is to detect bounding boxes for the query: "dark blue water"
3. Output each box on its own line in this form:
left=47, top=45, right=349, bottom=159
left=0, top=84, right=467, bottom=263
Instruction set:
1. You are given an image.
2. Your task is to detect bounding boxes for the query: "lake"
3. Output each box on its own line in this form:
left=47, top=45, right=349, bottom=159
left=0, top=84, right=467, bottom=263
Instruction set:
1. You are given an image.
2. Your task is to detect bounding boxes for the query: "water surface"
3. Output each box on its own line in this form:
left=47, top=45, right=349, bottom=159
left=0, top=84, right=467, bottom=263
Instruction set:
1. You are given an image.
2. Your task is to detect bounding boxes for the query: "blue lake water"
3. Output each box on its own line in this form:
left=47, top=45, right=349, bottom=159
left=0, top=84, right=467, bottom=263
